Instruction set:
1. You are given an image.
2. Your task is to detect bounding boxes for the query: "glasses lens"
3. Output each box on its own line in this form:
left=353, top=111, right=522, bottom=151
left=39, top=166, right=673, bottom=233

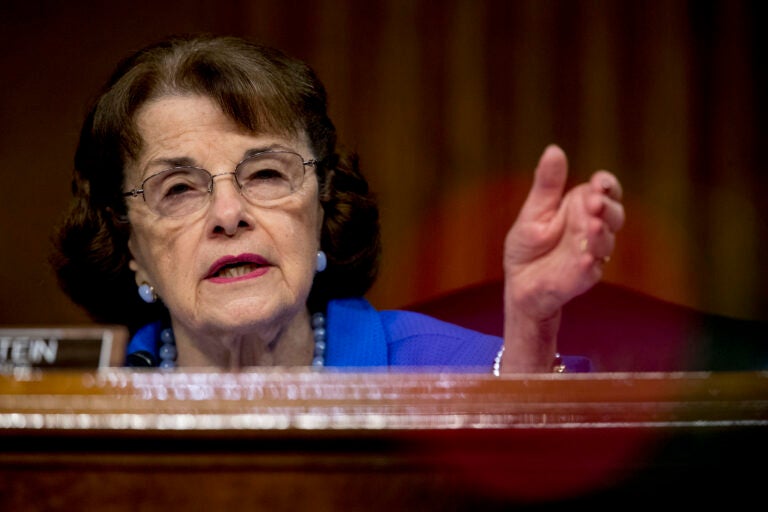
left=236, top=151, right=306, bottom=202
left=143, top=167, right=211, bottom=217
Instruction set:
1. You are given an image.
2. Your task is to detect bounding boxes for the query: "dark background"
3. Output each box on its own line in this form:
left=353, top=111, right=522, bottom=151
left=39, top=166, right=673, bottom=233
left=1, top=0, right=766, bottom=326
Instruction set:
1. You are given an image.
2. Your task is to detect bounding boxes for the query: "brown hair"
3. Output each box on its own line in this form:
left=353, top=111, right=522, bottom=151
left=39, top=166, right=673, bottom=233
left=50, top=34, right=380, bottom=332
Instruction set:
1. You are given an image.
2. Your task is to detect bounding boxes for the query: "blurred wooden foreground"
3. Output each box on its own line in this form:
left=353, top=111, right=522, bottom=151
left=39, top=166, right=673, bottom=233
left=1, top=370, right=766, bottom=510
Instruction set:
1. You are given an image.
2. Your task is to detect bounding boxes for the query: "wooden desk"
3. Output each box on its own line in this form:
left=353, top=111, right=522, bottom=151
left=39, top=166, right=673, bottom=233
left=1, top=370, right=766, bottom=510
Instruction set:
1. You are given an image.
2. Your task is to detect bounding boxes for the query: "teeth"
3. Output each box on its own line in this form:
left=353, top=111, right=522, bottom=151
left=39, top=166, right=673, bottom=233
left=216, top=263, right=259, bottom=278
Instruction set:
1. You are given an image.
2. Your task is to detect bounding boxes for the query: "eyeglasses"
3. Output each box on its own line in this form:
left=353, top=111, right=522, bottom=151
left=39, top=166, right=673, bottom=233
left=123, top=150, right=318, bottom=217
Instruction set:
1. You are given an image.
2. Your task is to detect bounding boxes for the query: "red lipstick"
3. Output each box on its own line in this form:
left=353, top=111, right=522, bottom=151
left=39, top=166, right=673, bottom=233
left=205, top=253, right=271, bottom=283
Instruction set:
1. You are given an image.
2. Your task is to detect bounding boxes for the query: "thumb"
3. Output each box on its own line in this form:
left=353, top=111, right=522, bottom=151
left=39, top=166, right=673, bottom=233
left=518, top=144, right=569, bottom=221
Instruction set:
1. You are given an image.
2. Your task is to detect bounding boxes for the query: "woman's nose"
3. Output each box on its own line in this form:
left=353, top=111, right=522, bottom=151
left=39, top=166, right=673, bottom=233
left=207, top=173, right=251, bottom=235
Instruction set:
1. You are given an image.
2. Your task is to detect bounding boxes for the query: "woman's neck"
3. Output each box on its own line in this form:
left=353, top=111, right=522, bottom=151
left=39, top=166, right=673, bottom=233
left=170, top=309, right=316, bottom=369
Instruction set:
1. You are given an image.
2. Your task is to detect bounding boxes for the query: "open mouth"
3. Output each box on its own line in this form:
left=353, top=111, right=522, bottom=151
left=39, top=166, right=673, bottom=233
left=212, top=262, right=263, bottom=279
left=206, top=254, right=271, bottom=281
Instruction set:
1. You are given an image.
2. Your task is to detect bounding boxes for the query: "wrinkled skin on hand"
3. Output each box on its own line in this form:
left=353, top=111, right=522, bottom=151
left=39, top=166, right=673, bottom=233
left=501, top=144, right=625, bottom=372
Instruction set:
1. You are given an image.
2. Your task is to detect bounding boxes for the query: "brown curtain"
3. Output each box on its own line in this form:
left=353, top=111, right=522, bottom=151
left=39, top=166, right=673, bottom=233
left=0, top=0, right=764, bottom=325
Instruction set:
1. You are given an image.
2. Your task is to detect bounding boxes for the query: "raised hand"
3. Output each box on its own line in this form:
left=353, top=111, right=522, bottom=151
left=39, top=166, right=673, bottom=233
left=501, top=144, right=624, bottom=372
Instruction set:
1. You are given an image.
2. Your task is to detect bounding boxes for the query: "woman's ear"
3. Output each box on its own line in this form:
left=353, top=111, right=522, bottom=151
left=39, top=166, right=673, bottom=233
left=316, top=203, right=325, bottom=242
left=128, top=250, right=160, bottom=305
left=127, top=239, right=149, bottom=287
left=128, top=258, right=149, bottom=287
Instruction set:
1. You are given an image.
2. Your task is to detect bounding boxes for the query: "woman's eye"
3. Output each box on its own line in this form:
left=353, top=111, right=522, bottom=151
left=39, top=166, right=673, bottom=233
left=247, top=168, right=286, bottom=181
left=164, top=182, right=193, bottom=197
left=153, top=169, right=206, bottom=199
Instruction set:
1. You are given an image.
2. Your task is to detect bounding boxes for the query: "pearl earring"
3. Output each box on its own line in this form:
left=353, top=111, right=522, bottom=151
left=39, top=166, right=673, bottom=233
left=316, top=250, right=327, bottom=273
left=138, top=283, right=157, bottom=304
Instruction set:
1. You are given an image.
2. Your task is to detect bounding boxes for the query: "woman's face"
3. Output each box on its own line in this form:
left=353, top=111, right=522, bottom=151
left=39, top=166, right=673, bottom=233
left=125, top=94, right=323, bottom=339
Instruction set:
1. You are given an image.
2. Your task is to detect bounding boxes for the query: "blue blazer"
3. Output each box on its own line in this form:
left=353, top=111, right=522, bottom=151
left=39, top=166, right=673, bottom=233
left=125, top=297, right=591, bottom=372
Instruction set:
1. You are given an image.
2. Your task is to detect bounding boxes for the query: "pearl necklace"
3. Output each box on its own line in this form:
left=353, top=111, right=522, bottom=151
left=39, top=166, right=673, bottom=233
left=157, top=311, right=327, bottom=369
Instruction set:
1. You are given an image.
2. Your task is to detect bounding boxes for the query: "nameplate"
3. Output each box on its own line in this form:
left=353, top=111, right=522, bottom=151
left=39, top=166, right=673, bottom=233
left=0, top=326, right=128, bottom=371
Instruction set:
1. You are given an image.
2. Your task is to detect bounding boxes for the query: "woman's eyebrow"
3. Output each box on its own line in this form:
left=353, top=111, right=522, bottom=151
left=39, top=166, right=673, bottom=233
left=242, top=144, right=289, bottom=159
left=145, top=156, right=197, bottom=170
left=142, top=143, right=293, bottom=175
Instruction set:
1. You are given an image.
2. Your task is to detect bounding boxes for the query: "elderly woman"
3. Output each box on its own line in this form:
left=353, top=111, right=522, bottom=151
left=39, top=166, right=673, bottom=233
left=51, top=35, right=623, bottom=373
